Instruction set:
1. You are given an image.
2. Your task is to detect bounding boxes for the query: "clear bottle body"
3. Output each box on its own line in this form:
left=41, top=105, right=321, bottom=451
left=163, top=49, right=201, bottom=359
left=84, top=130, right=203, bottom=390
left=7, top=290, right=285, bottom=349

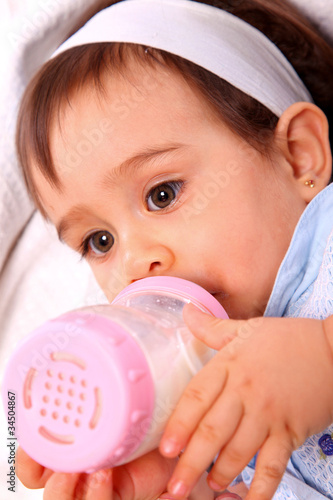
left=93, top=290, right=216, bottom=462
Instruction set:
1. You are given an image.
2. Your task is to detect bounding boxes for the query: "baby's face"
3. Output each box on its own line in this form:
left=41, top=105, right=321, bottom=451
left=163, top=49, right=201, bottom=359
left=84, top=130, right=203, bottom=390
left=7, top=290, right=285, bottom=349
left=32, top=58, right=307, bottom=319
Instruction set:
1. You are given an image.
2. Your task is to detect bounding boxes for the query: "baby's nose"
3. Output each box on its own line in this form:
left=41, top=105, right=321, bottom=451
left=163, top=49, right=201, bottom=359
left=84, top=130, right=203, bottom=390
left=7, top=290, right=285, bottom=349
left=122, top=242, right=175, bottom=284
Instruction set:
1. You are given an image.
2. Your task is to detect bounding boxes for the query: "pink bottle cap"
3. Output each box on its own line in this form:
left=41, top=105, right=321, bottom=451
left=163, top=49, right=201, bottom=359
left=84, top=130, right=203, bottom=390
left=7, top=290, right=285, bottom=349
left=113, top=276, right=228, bottom=319
left=2, top=311, right=154, bottom=472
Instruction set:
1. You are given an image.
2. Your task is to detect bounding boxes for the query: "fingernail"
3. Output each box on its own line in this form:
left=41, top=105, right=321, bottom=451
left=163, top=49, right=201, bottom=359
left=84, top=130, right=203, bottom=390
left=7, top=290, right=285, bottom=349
left=168, top=479, right=189, bottom=498
left=160, top=438, right=179, bottom=455
left=87, top=469, right=112, bottom=488
left=215, top=494, right=242, bottom=500
left=208, top=479, right=223, bottom=491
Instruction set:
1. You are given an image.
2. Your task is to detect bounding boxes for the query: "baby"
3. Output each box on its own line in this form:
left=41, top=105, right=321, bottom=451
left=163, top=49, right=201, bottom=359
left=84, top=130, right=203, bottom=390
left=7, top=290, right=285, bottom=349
left=14, top=0, right=333, bottom=499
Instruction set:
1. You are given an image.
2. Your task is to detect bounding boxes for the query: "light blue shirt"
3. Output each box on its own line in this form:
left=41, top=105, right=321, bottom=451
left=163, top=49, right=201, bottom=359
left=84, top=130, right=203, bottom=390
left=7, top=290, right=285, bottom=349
left=243, top=183, right=333, bottom=499
left=265, top=182, right=333, bottom=319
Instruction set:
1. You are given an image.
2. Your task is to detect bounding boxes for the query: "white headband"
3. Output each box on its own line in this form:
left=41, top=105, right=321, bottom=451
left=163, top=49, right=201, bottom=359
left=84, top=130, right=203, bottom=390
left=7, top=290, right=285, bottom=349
left=54, top=0, right=313, bottom=117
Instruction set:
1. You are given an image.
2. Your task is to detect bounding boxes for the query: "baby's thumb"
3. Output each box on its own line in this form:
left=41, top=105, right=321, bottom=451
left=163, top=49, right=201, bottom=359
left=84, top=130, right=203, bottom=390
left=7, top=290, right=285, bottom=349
left=183, top=303, right=236, bottom=350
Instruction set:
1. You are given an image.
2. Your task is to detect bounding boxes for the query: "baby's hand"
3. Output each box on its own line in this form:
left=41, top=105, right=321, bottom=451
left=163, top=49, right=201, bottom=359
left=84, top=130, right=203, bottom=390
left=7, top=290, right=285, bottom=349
left=16, top=446, right=176, bottom=499
left=159, top=306, right=333, bottom=500
left=16, top=446, right=215, bottom=499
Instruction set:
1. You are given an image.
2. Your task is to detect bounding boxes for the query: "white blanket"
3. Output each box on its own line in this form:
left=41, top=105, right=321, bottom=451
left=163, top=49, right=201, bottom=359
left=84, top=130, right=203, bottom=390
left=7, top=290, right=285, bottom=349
left=0, top=3, right=106, bottom=499
left=0, top=1, right=332, bottom=499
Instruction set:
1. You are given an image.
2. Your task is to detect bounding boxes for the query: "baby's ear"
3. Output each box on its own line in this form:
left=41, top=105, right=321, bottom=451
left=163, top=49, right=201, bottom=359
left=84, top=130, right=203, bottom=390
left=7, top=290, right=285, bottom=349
left=275, top=102, right=332, bottom=202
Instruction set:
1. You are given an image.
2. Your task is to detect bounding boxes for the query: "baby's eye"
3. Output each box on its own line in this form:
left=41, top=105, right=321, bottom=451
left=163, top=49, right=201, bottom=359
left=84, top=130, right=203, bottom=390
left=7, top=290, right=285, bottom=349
left=146, top=181, right=184, bottom=211
left=81, top=230, right=114, bottom=258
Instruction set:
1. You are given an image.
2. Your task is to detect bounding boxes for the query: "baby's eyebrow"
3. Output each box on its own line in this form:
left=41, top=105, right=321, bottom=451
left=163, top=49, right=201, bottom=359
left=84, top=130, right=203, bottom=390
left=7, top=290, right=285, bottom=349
left=56, top=207, right=88, bottom=243
left=99, top=143, right=187, bottom=188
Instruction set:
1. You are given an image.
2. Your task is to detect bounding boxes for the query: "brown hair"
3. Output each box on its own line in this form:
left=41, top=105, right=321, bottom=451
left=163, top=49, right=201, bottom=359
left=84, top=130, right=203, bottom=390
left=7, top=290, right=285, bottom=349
left=17, top=0, right=333, bottom=211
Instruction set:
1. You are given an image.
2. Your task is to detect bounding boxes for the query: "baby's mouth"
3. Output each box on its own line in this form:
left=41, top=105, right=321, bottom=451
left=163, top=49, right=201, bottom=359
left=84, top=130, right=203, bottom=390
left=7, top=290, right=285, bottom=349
left=210, top=291, right=229, bottom=302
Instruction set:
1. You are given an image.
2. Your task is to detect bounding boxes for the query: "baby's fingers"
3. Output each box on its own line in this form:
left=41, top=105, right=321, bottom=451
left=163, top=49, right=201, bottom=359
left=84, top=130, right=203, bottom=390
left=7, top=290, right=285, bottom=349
left=164, top=394, right=243, bottom=498
left=207, top=416, right=267, bottom=492
left=160, top=356, right=228, bottom=457
left=246, top=435, right=291, bottom=500
left=16, top=447, right=53, bottom=488
left=183, top=304, right=249, bottom=350
left=43, top=470, right=113, bottom=500
left=43, top=472, right=82, bottom=500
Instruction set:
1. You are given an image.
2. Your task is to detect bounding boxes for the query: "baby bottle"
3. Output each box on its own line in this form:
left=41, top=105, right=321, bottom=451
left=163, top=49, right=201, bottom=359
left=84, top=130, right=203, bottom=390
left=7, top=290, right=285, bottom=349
left=1, top=276, right=227, bottom=473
